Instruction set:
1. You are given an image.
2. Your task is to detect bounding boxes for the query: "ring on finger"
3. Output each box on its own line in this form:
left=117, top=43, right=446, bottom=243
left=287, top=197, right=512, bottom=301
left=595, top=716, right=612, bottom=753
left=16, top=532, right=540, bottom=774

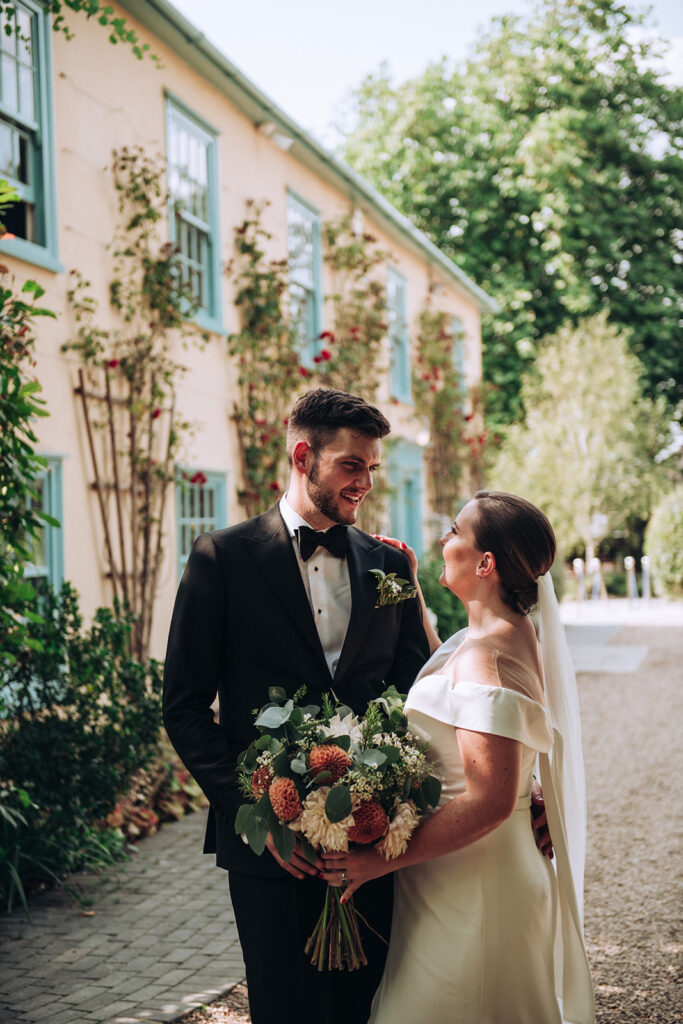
left=341, top=870, right=348, bottom=886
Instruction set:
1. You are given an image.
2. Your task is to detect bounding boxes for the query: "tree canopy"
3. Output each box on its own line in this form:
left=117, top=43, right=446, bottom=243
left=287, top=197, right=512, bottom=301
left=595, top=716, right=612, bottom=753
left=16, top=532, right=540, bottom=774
left=491, top=312, right=671, bottom=559
left=341, top=0, right=682, bottom=425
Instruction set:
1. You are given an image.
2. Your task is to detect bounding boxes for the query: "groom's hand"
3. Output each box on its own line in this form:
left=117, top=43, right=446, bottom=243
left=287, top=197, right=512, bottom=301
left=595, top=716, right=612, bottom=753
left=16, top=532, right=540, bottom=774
left=265, top=833, right=322, bottom=879
left=531, top=781, right=554, bottom=859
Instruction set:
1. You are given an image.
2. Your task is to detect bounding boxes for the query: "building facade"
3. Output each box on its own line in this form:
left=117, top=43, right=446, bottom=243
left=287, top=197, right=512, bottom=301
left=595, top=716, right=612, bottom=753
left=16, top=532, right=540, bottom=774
left=1, top=0, right=496, bottom=657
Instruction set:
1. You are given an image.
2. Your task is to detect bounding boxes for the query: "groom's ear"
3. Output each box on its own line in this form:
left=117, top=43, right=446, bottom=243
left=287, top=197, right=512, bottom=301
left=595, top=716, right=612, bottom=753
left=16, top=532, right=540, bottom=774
left=292, top=440, right=312, bottom=475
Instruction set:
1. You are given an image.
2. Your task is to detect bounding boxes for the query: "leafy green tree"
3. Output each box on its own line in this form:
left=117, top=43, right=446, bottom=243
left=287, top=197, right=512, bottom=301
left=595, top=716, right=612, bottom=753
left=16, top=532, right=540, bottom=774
left=341, top=0, right=683, bottom=424
left=491, top=312, right=671, bottom=560
left=645, top=485, right=683, bottom=598
left=0, top=269, right=57, bottom=679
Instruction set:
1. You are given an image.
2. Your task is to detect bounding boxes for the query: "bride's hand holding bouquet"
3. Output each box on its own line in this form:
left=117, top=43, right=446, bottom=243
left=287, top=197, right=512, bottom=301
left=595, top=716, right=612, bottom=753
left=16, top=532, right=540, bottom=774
left=235, top=685, right=441, bottom=971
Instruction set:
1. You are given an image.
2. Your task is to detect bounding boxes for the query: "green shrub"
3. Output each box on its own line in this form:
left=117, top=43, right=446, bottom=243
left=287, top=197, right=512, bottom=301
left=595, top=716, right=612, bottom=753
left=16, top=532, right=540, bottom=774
left=0, top=583, right=162, bottom=908
left=418, top=557, right=468, bottom=641
left=645, top=486, right=683, bottom=598
left=603, top=569, right=627, bottom=597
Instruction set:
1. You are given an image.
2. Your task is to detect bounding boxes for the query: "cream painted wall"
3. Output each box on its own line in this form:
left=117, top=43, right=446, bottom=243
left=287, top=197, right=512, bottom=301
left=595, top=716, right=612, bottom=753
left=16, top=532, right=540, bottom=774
left=1, top=5, right=486, bottom=657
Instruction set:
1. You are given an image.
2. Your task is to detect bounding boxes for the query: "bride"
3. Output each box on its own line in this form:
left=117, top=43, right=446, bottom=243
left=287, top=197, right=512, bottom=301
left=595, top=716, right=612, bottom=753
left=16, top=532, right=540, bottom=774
left=321, top=491, right=595, bottom=1024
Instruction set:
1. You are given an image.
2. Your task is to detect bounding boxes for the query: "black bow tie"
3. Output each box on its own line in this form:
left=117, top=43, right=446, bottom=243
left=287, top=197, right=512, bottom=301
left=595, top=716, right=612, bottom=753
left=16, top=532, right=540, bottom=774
left=297, top=524, right=348, bottom=562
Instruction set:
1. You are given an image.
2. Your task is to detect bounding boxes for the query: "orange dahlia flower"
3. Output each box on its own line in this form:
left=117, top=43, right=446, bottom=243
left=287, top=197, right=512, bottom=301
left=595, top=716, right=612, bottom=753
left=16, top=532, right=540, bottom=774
left=348, top=801, right=388, bottom=844
left=308, top=744, right=352, bottom=784
left=269, top=777, right=302, bottom=822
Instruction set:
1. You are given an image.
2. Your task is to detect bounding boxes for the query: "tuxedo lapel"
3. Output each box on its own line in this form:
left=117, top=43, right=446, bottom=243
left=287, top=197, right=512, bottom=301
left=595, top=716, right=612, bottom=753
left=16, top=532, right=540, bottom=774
left=242, top=506, right=331, bottom=679
left=334, top=529, right=386, bottom=683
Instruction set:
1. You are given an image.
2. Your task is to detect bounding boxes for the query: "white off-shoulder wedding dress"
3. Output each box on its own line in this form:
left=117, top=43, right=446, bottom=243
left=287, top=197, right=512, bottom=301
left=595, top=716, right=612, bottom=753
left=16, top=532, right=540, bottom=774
left=368, top=636, right=594, bottom=1024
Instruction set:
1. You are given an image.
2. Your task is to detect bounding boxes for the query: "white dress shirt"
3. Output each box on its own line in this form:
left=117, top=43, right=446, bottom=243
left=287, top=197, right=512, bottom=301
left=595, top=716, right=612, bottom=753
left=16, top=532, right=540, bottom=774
left=279, top=496, right=352, bottom=677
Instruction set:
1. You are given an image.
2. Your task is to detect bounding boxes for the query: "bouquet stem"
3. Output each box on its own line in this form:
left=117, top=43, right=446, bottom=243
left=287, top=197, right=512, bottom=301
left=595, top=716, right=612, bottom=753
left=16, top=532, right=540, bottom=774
left=305, top=887, right=369, bottom=971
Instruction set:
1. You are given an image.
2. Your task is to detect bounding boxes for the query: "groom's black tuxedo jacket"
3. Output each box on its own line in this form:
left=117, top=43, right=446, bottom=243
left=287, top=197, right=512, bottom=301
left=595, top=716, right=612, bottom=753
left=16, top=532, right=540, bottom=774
left=163, top=504, right=430, bottom=877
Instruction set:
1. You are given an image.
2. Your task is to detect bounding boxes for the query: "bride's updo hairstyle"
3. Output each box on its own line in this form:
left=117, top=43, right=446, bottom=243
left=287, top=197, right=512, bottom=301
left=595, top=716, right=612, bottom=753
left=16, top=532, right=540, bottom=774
left=471, top=491, right=556, bottom=615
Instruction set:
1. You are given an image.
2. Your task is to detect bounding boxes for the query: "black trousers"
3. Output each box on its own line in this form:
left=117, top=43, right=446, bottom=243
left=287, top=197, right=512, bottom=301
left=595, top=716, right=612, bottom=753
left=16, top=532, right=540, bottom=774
left=228, top=870, right=394, bottom=1024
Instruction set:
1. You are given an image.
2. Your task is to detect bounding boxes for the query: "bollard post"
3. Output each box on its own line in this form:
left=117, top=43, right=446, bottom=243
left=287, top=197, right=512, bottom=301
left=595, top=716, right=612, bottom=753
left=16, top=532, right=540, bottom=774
left=589, top=557, right=601, bottom=600
left=573, top=557, right=586, bottom=601
left=641, top=556, right=651, bottom=602
left=624, top=556, right=638, bottom=601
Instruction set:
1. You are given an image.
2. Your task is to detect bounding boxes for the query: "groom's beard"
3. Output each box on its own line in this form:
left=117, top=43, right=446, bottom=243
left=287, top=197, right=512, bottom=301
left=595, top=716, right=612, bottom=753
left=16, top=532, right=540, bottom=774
left=306, top=461, right=362, bottom=526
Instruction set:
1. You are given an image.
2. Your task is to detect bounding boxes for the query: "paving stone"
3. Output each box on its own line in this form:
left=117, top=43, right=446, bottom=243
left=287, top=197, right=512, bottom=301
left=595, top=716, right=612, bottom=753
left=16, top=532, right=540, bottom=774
left=0, top=790, right=240, bottom=1023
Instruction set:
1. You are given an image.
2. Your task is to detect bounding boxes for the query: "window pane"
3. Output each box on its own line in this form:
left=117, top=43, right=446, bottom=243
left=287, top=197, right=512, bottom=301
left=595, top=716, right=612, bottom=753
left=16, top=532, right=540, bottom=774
left=2, top=57, right=17, bottom=111
left=167, top=108, right=215, bottom=313
left=0, top=121, right=14, bottom=177
left=1, top=16, right=16, bottom=54
left=18, top=130, right=29, bottom=183
left=18, top=63, right=34, bottom=120
left=16, top=9, right=32, bottom=64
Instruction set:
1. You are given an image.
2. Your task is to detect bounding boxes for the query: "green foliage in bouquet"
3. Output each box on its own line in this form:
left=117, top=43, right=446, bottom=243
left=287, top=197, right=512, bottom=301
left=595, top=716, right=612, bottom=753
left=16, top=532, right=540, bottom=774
left=236, top=685, right=442, bottom=970
left=236, top=686, right=440, bottom=861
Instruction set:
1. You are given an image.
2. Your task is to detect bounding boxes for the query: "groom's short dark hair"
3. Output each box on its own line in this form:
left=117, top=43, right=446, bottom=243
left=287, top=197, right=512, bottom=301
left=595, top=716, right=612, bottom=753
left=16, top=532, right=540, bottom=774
left=286, top=388, right=391, bottom=463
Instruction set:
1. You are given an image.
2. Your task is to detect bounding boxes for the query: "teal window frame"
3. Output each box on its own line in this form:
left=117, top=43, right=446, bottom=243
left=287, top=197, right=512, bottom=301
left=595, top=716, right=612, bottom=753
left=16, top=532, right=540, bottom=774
left=451, top=316, right=466, bottom=392
left=165, top=93, right=223, bottom=333
left=24, top=456, right=63, bottom=596
left=176, top=467, right=227, bottom=580
left=0, top=0, right=60, bottom=273
left=287, top=190, right=322, bottom=365
left=387, top=268, right=411, bottom=403
left=388, top=439, right=423, bottom=556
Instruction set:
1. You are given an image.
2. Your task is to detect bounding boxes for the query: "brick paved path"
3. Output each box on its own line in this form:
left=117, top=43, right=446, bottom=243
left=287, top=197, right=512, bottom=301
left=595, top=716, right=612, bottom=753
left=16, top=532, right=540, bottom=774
left=0, top=810, right=244, bottom=1024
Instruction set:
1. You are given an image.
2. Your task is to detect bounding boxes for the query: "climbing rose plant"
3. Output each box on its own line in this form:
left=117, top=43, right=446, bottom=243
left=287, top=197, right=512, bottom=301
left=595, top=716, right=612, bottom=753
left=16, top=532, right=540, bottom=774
left=413, top=303, right=497, bottom=515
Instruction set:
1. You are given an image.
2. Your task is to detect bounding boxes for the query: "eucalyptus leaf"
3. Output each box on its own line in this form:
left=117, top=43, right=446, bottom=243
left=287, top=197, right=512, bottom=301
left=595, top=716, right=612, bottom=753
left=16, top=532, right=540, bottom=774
left=273, top=751, right=291, bottom=776
left=378, top=745, right=400, bottom=766
left=244, top=814, right=269, bottom=856
left=234, top=803, right=255, bottom=835
left=423, top=775, right=442, bottom=808
left=389, top=708, right=408, bottom=729
left=256, top=699, right=294, bottom=729
left=290, top=754, right=307, bottom=775
left=308, top=769, right=332, bottom=787
left=358, top=749, right=387, bottom=769
left=268, top=686, right=288, bottom=702
left=325, top=785, right=352, bottom=823
left=413, top=788, right=428, bottom=813
left=325, top=734, right=350, bottom=752
left=269, top=818, right=296, bottom=862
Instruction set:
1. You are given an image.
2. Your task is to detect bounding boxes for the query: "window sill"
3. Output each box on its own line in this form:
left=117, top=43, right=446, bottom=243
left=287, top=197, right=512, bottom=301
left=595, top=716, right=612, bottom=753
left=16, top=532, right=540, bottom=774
left=194, top=309, right=227, bottom=336
left=0, top=237, right=63, bottom=274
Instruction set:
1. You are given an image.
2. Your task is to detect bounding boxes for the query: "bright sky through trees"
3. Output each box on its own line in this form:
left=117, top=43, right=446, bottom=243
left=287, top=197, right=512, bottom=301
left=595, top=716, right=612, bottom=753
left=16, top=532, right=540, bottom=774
left=171, top=0, right=683, bottom=145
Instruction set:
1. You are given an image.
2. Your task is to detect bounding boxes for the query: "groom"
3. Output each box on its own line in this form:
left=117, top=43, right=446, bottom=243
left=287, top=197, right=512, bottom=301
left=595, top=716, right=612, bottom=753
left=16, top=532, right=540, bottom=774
left=163, top=388, right=430, bottom=1024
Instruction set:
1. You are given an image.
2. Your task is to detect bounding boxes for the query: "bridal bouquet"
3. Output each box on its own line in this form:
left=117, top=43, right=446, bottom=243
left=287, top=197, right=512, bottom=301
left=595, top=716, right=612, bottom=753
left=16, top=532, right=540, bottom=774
left=235, top=685, right=441, bottom=971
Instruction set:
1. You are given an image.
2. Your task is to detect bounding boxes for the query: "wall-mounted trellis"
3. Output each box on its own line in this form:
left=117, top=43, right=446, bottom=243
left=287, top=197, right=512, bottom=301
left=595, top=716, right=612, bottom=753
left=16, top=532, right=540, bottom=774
left=74, top=364, right=176, bottom=660
left=64, top=146, right=204, bottom=661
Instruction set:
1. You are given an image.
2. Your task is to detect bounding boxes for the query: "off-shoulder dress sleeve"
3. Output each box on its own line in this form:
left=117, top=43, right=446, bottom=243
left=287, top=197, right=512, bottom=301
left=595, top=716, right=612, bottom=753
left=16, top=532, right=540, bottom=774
left=404, top=674, right=554, bottom=752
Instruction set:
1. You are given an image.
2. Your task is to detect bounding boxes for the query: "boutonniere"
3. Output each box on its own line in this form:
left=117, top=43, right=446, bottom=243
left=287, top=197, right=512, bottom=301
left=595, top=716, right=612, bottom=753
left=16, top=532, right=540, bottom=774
left=369, top=568, right=417, bottom=608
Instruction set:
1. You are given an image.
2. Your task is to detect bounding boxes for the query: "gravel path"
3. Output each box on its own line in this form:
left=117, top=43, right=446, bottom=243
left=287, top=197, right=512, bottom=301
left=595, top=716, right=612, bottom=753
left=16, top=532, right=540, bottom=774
left=581, top=621, right=682, bottom=1023
left=177, top=611, right=683, bottom=1024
